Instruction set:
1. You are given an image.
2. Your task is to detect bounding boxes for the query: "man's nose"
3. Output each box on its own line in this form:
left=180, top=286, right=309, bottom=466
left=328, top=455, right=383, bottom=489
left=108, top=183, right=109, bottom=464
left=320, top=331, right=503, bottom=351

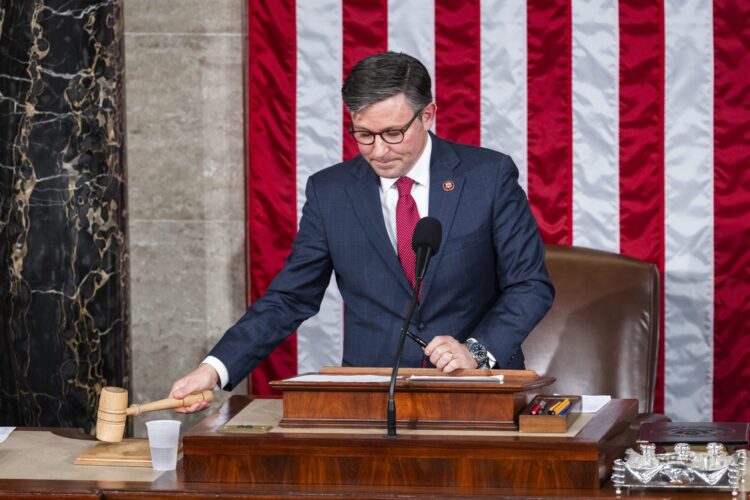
left=372, top=135, right=390, bottom=155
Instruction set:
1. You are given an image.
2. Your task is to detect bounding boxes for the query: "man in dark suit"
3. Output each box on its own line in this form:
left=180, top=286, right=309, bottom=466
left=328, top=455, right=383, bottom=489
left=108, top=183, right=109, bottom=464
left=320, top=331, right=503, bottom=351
left=170, top=52, right=554, bottom=412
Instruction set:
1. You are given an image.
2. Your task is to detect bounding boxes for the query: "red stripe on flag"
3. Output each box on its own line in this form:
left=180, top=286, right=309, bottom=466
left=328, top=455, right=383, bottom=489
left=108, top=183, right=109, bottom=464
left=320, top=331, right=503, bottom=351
left=618, top=1, right=666, bottom=414
left=713, top=0, right=750, bottom=422
left=526, top=0, right=573, bottom=245
left=434, top=0, right=481, bottom=146
left=342, top=0, right=388, bottom=161
left=247, top=0, right=297, bottom=395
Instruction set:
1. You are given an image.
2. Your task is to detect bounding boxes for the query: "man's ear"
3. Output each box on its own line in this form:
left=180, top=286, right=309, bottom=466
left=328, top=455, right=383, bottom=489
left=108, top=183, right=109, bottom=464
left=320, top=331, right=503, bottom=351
left=421, top=102, right=437, bottom=130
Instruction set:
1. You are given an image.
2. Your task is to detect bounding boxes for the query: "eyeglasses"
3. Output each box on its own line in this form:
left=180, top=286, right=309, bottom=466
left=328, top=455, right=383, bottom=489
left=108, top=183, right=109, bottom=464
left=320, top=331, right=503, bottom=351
left=349, top=110, right=422, bottom=145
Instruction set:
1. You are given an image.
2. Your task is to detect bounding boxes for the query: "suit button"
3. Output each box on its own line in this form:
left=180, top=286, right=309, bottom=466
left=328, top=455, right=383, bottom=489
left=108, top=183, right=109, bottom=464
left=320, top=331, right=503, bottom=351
left=418, top=323, right=426, bottom=331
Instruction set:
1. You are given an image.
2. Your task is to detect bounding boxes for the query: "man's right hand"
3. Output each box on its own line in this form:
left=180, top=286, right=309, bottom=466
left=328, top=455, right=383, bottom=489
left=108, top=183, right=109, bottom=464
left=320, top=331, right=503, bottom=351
left=169, top=363, right=220, bottom=414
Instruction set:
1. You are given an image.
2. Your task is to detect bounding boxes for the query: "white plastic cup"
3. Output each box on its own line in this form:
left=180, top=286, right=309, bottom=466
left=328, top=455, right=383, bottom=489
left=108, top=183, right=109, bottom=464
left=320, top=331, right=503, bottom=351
left=145, top=419, right=181, bottom=471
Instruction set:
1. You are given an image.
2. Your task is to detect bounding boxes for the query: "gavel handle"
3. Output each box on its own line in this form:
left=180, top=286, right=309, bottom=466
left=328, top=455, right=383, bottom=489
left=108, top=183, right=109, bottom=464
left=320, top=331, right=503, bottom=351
left=125, top=390, right=214, bottom=416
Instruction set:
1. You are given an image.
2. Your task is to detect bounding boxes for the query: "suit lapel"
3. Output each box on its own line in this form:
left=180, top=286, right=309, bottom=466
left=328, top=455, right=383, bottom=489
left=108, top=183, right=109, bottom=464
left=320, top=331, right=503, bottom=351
left=344, top=136, right=464, bottom=300
left=345, top=156, right=414, bottom=295
left=420, top=135, right=463, bottom=302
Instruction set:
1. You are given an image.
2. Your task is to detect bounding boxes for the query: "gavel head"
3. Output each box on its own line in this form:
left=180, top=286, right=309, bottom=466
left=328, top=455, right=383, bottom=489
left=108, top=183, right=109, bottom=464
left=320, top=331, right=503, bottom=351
left=96, top=386, right=129, bottom=442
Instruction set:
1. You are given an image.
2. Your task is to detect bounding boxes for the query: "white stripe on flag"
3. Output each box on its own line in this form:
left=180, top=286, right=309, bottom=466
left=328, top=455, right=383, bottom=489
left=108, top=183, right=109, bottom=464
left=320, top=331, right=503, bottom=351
left=571, top=0, right=619, bottom=252
left=388, top=0, right=436, bottom=108
left=663, top=0, right=714, bottom=421
left=480, top=0, right=528, bottom=191
left=295, top=0, right=344, bottom=373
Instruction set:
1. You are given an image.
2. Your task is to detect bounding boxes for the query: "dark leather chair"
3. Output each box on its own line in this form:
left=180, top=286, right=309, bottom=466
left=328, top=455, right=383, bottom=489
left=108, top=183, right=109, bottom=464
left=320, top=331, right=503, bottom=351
left=523, top=244, right=660, bottom=413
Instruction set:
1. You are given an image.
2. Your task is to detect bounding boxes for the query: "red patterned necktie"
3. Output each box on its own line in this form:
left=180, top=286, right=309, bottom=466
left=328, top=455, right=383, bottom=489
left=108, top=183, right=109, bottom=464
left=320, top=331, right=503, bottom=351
left=395, top=176, right=420, bottom=289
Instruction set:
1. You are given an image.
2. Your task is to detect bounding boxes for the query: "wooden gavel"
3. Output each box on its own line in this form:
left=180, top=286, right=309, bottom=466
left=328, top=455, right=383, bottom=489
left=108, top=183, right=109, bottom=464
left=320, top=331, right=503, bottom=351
left=95, top=386, right=213, bottom=443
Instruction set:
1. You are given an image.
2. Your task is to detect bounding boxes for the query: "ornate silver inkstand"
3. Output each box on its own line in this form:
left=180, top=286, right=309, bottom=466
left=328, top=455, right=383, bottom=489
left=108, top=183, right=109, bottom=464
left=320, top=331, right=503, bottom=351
left=612, top=442, right=747, bottom=496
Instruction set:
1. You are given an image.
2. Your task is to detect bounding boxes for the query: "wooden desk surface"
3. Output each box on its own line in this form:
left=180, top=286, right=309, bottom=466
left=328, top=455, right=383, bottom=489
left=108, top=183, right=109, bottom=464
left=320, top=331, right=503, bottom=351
left=0, top=397, right=747, bottom=499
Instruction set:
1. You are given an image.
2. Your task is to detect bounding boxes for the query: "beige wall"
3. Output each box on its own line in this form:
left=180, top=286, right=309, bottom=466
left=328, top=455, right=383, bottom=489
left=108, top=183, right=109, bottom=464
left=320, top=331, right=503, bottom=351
left=124, top=0, right=247, bottom=437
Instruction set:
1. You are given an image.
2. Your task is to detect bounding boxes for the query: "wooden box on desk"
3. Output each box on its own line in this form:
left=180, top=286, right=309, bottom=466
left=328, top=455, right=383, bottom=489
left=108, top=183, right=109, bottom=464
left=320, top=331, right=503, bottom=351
left=519, top=395, right=582, bottom=433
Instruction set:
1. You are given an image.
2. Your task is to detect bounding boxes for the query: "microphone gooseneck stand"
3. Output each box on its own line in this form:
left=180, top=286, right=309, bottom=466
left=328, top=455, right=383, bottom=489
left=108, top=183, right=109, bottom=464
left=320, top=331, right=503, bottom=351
left=386, top=250, right=430, bottom=437
left=386, top=215, right=442, bottom=437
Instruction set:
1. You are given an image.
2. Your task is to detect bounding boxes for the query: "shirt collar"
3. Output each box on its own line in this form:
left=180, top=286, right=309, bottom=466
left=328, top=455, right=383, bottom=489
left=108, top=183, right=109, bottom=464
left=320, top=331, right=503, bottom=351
left=379, top=134, right=432, bottom=192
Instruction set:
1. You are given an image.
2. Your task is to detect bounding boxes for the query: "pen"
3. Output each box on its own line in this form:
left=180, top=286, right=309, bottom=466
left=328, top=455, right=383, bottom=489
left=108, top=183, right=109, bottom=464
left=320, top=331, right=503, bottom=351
left=551, top=398, right=571, bottom=415
left=536, top=400, right=548, bottom=415
left=558, top=403, right=573, bottom=415
left=405, top=330, right=428, bottom=348
left=547, top=400, right=562, bottom=414
left=530, top=401, right=543, bottom=415
left=531, top=400, right=548, bottom=415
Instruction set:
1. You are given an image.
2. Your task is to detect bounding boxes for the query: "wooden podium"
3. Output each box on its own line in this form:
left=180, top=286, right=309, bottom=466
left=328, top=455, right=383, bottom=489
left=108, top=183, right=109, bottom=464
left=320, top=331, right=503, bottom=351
left=183, top=369, right=639, bottom=490
left=270, top=367, right=553, bottom=430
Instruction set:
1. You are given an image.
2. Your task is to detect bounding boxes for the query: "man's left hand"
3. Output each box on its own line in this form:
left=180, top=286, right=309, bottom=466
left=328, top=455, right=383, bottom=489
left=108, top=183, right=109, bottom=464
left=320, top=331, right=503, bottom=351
left=424, top=335, right=476, bottom=373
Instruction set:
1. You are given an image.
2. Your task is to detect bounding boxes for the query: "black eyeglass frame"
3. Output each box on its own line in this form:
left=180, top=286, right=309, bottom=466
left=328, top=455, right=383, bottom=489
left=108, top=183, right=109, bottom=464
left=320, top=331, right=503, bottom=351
left=348, top=109, right=423, bottom=145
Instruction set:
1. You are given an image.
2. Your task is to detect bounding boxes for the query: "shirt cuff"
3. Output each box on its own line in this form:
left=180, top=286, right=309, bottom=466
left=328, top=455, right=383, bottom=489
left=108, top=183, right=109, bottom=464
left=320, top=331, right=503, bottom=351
left=202, top=356, right=229, bottom=389
left=486, top=349, right=498, bottom=368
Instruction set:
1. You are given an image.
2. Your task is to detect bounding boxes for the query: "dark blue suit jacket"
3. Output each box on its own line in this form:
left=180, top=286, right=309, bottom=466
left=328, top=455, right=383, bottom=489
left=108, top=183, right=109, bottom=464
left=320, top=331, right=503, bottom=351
left=210, top=135, right=554, bottom=389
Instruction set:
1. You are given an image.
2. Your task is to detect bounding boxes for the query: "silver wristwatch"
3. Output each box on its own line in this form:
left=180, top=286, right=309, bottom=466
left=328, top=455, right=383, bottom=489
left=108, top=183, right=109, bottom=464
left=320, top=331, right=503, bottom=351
left=464, top=338, right=489, bottom=368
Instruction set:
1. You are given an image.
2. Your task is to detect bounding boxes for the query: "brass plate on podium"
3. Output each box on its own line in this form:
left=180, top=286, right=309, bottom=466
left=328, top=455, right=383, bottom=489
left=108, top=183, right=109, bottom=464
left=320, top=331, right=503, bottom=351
left=270, top=367, right=554, bottom=431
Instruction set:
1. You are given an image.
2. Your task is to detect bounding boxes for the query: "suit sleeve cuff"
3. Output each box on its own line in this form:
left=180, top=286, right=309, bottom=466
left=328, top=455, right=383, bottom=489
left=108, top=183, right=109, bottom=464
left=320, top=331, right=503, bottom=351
left=202, top=356, right=229, bottom=389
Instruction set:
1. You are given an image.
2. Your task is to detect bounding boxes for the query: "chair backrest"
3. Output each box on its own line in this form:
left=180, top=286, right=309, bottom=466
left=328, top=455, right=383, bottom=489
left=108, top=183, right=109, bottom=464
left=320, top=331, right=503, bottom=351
left=523, top=245, right=660, bottom=412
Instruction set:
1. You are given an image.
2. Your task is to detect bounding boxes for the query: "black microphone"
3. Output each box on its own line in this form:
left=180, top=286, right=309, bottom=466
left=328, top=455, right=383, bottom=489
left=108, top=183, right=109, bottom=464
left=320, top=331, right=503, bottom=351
left=387, top=216, right=442, bottom=436
left=413, top=216, right=442, bottom=281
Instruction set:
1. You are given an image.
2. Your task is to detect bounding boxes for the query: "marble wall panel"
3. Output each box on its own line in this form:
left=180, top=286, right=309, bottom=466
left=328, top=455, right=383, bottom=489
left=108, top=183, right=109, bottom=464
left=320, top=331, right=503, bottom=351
left=0, top=0, right=129, bottom=431
left=124, top=0, right=247, bottom=436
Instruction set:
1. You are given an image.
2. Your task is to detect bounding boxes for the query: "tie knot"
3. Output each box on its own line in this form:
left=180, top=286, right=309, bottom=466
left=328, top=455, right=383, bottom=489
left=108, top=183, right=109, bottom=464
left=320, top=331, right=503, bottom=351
left=396, top=176, right=415, bottom=196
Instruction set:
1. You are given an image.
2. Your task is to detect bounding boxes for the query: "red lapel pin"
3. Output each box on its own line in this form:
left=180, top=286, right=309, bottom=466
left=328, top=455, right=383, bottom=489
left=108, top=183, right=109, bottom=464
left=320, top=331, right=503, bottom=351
left=443, top=180, right=455, bottom=192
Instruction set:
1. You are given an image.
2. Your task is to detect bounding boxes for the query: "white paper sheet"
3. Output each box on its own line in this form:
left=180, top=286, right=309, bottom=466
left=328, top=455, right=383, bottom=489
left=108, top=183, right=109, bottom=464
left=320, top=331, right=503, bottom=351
left=581, top=395, right=611, bottom=413
left=285, top=374, right=392, bottom=383
left=0, top=427, right=15, bottom=444
left=409, top=375, right=504, bottom=382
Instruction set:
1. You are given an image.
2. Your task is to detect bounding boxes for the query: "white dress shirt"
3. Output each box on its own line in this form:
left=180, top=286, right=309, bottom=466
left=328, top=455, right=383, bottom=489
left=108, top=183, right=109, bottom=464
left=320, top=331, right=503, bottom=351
left=379, top=135, right=432, bottom=251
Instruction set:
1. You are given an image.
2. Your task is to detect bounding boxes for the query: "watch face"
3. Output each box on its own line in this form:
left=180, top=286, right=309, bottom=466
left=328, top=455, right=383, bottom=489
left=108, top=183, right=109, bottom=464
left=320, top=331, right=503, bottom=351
left=469, top=342, right=488, bottom=366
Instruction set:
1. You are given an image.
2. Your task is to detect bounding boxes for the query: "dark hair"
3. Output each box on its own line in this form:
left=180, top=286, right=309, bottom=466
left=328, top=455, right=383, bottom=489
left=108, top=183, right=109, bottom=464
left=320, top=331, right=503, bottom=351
left=342, top=51, right=432, bottom=114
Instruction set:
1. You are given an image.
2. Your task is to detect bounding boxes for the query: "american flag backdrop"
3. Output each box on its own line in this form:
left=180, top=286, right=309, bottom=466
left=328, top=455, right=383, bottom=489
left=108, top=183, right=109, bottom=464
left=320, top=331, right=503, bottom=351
left=245, top=0, right=750, bottom=422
